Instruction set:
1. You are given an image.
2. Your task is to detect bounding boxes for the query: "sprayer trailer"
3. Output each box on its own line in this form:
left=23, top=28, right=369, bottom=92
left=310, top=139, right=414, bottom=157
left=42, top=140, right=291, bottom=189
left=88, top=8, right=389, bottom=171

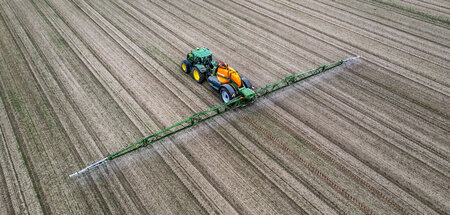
left=180, top=48, right=255, bottom=103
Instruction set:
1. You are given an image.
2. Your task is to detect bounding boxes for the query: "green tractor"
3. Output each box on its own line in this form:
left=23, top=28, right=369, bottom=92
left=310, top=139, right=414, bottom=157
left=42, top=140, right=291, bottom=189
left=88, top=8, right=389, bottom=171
left=181, top=48, right=255, bottom=103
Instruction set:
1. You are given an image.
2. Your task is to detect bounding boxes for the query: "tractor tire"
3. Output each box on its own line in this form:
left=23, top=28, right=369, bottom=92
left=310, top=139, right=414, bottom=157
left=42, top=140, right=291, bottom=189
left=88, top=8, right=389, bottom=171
left=219, top=84, right=236, bottom=103
left=181, top=60, right=190, bottom=73
left=191, top=66, right=205, bottom=84
left=242, top=77, right=253, bottom=89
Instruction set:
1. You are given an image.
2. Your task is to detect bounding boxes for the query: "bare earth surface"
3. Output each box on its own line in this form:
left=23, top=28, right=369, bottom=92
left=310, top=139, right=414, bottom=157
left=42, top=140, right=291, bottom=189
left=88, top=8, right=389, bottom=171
left=0, top=0, right=449, bottom=214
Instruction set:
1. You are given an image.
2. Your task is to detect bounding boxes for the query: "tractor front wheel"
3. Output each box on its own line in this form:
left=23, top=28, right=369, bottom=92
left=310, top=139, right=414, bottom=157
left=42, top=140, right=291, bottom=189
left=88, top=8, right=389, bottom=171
left=181, top=60, right=190, bottom=73
left=219, top=84, right=236, bottom=103
left=192, top=66, right=205, bottom=84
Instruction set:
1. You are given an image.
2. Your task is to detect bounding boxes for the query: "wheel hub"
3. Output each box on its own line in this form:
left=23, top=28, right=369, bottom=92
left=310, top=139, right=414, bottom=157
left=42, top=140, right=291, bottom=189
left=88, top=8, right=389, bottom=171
left=193, top=70, right=200, bottom=81
left=221, top=90, right=230, bottom=103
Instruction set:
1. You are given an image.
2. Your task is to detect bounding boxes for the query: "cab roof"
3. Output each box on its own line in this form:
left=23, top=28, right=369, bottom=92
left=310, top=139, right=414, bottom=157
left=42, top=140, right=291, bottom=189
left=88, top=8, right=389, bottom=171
left=191, top=48, right=213, bottom=58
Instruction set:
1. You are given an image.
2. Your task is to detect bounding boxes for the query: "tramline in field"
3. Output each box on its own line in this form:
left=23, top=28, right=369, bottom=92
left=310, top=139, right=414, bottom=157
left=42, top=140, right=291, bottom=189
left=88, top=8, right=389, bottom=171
left=69, top=49, right=359, bottom=178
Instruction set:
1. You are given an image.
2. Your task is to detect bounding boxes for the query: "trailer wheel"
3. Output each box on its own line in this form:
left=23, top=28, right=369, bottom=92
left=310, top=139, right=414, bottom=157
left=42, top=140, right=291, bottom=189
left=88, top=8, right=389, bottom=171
left=181, top=60, right=190, bottom=73
left=220, top=84, right=236, bottom=103
left=192, top=66, right=205, bottom=83
left=242, top=77, right=253, bottom=89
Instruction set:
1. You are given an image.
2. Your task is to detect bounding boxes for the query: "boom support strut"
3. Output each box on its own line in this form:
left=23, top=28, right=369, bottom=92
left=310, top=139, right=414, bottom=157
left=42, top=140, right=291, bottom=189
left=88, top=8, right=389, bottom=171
left=69, top=56, right=359, bottom=178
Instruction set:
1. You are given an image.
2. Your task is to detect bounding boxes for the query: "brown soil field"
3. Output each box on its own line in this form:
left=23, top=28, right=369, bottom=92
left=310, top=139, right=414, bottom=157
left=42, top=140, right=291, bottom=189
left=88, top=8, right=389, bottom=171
left=1, top=0, right=449, bottom=214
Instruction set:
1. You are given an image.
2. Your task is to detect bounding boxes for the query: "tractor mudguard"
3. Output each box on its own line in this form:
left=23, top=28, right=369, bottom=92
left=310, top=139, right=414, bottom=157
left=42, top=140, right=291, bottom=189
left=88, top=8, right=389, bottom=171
left=221, top=84, right=234, bottom=92
left=194, top=64, right=207, bottom=73
left=241, top=77, right=253, bottom=90
left=208, top=76, right=221, bottom=91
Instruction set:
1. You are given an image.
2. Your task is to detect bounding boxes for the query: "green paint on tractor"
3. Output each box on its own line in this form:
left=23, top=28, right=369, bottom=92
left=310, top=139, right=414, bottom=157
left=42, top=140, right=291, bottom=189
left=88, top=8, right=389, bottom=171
left=191, top=48, right=213, bottom=58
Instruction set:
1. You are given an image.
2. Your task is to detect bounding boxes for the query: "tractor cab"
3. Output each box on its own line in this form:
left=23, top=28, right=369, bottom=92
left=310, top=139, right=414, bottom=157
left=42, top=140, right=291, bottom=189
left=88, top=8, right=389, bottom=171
left=187, top=48, right=215, bottom=69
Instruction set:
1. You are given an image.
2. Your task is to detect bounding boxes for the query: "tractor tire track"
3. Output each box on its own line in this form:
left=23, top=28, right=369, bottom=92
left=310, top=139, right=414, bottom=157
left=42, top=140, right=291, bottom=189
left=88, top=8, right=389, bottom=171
left=214, top=0, right=450, bottom=118
left=202, top=0, right=450, bottom=108
left=78, top=1, right=450, bottom=213
left=213, top=117, right=332, bottom=214
left=403, top=0, right=450, bottom=15
left=97, top=2, right=348, bottom=212
left=242, top=114, right=375, bottom=215
left=333, top=71, right=450, bottom=161
left=159, top=0, right=307, bottom=75
left=67, top=2, right=230, bottom=212
left=7, top=0, right=127, bottom=213
left=0, top=1, right=69, bottom=213
left=227, top=0, right=450, bottom=89
left=308, top=0, right=450, bottom=47
left=271, top=88, right=448, bottom=214
left=47, top=0, right=241, bottom=213
left=267, top=0, right=450, bottom=67
left=242, top=108, right=395, bottom=213
left=64, top=0, right=450, bottom=212
left=0, top=15, right=32, bottom=215
left=220, top=0, right=450, bottom=94
left=39, top=3, right=162, bottom=211
left=88, top=1, right=330, bottom=212
left=134, top=0, right=293, bottom=83
left=260, top=108, right=412, bottom=215
left=92, top=1, right=330, bottom=212
left=1, top=0, right=448, bottom=214
left=288, top=72, right=449, bottom=213
left=360, top=0, right=450, bottom=28
left=15, top=0, right=182, bottom=213
left=258, top=100, right=437, bottom=214
left=344, top=66, right=449, bottom=132
left=193, top=0, right=449, bottom=117
left=415, top=0, right=450, bottom=11
left=238, top=92, right=421, bottom=214
left=0, top=120, right=18, bottom=215
left=161, top=0, right=318, bottom=74
left=224, top=113, right=344, bottom=214
left=39, top=0, right=213, bottom=213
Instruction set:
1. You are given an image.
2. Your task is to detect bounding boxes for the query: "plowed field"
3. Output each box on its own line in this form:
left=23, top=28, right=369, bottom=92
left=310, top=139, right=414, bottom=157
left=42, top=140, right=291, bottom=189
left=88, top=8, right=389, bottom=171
left=1, top=0, right=449, bottom=214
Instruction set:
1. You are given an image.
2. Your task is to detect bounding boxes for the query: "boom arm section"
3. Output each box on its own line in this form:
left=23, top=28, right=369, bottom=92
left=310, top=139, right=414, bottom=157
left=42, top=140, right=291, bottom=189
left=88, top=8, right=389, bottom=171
left=69, top=56, right=359, bottom=178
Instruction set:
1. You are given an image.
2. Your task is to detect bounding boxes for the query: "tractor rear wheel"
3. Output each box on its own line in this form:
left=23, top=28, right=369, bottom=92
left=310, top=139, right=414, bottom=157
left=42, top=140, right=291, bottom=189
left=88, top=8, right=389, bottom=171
left=181, top=60, right=190, bottom=73
left=192, top=66, right=205, bottom=83
left=219, top=84, right=236, bottom=103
